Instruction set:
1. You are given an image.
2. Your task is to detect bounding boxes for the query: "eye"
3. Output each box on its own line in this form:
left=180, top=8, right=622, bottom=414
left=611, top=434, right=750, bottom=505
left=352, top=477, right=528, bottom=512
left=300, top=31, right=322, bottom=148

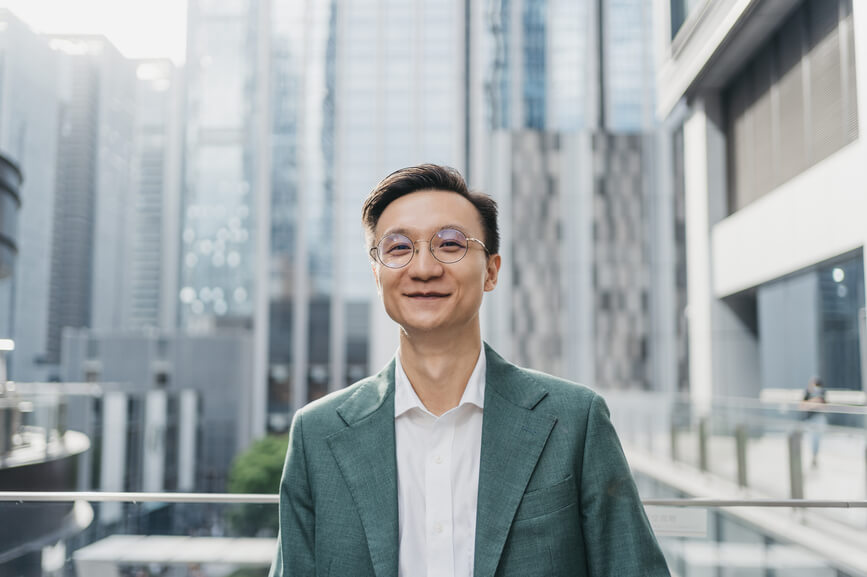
left=435, top=229, right=468, bottom=252
left=381, top=235, right=412, bottom=255
left=386, top=243, right=411, bottom=254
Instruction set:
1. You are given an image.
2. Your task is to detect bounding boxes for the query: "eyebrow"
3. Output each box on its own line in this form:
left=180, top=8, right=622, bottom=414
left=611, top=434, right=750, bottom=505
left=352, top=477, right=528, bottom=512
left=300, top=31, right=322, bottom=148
left=379, top=224, right=470, bottom=239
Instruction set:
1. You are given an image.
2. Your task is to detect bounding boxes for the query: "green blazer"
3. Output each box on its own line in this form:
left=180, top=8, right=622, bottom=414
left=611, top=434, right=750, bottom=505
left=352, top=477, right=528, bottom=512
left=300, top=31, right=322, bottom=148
left=270, top=344, right=670, bottom=576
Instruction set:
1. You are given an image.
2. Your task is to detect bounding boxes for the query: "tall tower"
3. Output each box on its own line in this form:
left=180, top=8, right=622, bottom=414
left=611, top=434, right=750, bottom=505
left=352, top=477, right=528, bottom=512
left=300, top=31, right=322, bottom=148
left=333, top=0, right=469, bottom=381
left=45, top=36, right=136, bottom=374
left=181, top=0, right=271, bottom=441
left=0, top=11, right=59, bottom=381
left=180, top=0, right=261, bottom=332
left=124, top=59, right=183, bottom=332
left=473, top=0, right=664, bottom=392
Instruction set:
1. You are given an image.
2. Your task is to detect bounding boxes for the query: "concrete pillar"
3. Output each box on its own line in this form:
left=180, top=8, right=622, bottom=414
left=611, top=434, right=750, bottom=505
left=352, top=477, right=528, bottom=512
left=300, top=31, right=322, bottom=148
left=648, top=120, right=679, bottom=395
left=683, top=95, right=760, bottom=412
left=852, top=1, right=867, bottom=395
left=250, top=0, right=272, bottom=440
left=683, top=96, right=723, bottom=415
left=560, top=132, right=596, bottom=387
left=143, top=390, right=167, bottom=493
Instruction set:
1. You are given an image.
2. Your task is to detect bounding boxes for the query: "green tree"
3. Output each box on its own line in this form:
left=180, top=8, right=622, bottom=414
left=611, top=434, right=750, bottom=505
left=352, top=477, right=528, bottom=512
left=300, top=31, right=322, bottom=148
left=227, top=434, right=288, bottom=536
left=226, top=568, right=269, bottom=577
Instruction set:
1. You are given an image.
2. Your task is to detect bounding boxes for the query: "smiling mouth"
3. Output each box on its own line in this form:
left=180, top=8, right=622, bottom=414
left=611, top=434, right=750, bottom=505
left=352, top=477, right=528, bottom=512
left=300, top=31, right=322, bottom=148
left=405, top=292, right=450, bottom=299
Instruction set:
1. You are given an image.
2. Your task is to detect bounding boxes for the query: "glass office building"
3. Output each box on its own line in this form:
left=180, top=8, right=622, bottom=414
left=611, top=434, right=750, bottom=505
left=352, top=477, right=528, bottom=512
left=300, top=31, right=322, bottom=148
left=333, top=0, right=466, bottom=377
left=125, top=59, right=182, bottom=331
left=475, top=0, right=663, bottom=391
left=0, top=11, right=59, bottom=381
left=181, top=0, right=259, bottom=329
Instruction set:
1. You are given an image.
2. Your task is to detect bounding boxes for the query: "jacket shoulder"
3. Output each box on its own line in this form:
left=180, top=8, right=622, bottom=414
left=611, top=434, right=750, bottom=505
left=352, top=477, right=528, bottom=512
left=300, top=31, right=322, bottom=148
left=519, top=366, right=600, bottom=410
left=293, top=373, right=383, bottom=434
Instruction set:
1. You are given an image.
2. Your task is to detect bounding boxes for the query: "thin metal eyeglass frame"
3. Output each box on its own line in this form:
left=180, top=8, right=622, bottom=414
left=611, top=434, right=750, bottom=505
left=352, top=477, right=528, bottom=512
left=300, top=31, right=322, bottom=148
left=370, top=228, right=489, bottom=269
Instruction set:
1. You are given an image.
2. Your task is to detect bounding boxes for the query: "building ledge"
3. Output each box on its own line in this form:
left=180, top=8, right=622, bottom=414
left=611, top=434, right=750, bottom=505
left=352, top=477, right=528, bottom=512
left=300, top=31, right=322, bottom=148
left=657, top=0, right=800, bottom=119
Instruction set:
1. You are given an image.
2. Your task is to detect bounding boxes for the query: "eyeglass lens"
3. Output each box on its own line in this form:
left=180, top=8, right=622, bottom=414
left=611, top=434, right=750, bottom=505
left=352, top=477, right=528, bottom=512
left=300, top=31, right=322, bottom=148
left=377, top=228, right=469, bottom=268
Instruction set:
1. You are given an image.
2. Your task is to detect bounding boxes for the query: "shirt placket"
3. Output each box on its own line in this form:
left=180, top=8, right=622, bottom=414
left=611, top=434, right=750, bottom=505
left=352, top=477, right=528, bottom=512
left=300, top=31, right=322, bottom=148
left=425, top=412, right=455, bottom=577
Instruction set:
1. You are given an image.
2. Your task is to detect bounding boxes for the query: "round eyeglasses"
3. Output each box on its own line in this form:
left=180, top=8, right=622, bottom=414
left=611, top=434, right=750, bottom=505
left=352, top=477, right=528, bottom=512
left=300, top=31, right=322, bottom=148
left=370, top=228, right=489, bottom=269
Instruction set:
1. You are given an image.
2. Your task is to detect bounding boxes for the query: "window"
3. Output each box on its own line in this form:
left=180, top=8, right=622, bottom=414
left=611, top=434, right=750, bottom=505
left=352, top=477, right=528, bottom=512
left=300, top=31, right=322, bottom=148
left=725, top=0, right=858, bottom=214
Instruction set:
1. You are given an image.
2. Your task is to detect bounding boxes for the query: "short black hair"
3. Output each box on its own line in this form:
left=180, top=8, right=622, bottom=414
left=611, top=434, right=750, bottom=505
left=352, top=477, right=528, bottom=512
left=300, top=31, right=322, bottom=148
left=361, top=164, right=500, bottom=255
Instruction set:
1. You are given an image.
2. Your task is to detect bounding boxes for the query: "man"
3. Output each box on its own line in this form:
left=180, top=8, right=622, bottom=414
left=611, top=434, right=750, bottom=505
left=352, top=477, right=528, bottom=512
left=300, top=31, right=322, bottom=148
left=270, top=164, right=670, bottom=576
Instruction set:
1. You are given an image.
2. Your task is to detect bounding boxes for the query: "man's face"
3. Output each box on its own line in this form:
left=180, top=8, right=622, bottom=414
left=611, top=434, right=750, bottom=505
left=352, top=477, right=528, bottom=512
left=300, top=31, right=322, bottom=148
left=371, top=189, right=500, bottom=337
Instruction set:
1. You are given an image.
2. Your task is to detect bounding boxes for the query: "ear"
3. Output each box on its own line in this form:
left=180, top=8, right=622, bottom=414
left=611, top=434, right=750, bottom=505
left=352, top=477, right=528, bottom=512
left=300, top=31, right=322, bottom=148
left=484, top=254, right=501, bottom=292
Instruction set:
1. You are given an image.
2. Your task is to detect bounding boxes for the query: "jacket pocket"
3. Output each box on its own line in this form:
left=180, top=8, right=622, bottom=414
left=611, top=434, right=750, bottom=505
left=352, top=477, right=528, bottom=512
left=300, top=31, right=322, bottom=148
left=514, top=474, right=576, bottom=522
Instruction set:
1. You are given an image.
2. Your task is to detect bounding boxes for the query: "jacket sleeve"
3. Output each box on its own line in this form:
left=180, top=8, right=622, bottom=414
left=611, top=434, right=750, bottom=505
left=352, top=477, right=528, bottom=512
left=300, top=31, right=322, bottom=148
left=269, top=410, right=316, bottom=577
left=579, top=393, right=670, bottom=576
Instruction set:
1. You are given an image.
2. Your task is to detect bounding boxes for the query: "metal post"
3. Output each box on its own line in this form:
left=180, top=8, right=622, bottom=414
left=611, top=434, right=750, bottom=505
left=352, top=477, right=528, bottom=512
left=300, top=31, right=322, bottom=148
left=670, top=417, right=678, bottom=462
left=735, top=424, right=748, bottom=488
left=647, top=416, right=655, bottom=454
left=0, top=404, right=10, bottom=459
left=788, top=431, right=804, bottom=500
left=858, top=308, right=866, bottom=395
left=58, top=398, right=68, bottom=448
left=699, top=417, right=709, bottom=472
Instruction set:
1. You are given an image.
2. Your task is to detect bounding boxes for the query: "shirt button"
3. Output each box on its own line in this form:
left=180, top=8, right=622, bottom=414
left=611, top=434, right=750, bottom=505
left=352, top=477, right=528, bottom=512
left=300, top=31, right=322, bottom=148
left=434, top=523, right=443, bottom=534
left=434, top=455, right=443, bottom=464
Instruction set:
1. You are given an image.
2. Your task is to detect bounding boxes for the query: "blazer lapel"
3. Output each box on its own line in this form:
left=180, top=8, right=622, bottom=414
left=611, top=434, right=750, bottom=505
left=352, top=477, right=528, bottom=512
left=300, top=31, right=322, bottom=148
left=474, top=345, right=557, bottom=577
left=327, top=361, right=399, bottom=577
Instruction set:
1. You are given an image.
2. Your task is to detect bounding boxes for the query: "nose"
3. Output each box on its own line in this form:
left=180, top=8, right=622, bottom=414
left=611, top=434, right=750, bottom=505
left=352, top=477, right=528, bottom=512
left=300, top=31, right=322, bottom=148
left=407, top=241, right=443, bottom=280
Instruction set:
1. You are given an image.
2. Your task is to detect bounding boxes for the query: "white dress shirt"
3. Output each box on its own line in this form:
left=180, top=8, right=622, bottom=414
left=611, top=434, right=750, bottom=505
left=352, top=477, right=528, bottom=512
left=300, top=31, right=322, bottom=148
left=394, top=346, right=486, bottom=577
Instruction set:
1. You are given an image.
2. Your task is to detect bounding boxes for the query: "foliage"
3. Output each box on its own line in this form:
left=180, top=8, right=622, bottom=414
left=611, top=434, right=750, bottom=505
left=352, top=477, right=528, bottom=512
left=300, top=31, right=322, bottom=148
left=227, top=434, right=288, bottom=536
left=226, top=568, right=269, bottom=577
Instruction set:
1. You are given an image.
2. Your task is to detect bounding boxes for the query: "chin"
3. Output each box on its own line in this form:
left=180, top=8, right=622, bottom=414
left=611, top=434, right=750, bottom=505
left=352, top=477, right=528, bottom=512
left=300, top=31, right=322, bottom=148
left=394, top=312, right=453, bottom=334
left=398, top=318, right=447, bottom=334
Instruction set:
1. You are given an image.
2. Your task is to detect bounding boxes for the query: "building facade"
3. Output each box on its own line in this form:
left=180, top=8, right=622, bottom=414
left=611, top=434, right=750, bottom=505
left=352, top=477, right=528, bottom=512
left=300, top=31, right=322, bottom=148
left=654, top=0, right=867, bottom=407
left=44, top=36, right=136, bottom=375
left=181, top=0, right=273, bottom=438
left=124, top=59, right=183, bottom=332
left=0, top=18, right=183, bottom=383
left=61, top=329, right=250, bottom=492
left=0, top=11, right=59, bottom=382
left=333, top=0, right=469, bottom=385
left=471, top=0, right=667, bottom=391
left=180, top=1, right=260, bottom=331
left=0, top=151, right=22, bottom=386
left=199, top=1, right=466, bottom=430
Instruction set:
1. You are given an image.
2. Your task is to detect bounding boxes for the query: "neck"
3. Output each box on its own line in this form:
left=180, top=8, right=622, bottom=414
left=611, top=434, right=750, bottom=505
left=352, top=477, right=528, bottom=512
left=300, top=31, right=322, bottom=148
left=398, top=324, right=482, bottom=416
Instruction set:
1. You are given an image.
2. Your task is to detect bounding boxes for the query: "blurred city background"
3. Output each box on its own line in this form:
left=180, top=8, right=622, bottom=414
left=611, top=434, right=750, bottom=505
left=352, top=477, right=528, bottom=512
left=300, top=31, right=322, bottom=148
left=0, top=0, right=866, bottom=575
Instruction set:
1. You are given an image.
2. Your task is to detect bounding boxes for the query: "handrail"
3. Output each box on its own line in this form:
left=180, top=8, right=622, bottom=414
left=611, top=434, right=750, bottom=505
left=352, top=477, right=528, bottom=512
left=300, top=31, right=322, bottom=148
left=604, top=390, right=867, bottom=415
left=0, top=492, right=277, bottom=503
left=642, top=498, right=867, bottom=508
left=2, top=492, right=867, bottom=508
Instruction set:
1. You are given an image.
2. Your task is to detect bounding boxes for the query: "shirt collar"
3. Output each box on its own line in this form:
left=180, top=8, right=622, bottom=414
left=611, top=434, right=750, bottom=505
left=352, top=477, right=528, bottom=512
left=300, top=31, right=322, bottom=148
left=394, top=344, right=486, bottom=418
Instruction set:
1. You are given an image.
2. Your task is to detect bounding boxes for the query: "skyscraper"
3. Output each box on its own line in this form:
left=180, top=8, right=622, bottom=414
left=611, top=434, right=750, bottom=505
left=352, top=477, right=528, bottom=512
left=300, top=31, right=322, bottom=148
left=0, top=11, right=59, bottom=381
left=234, top=0, right=468, bottom=424
left=181, top=0, right=270, bottom=438
left=0, top=153, right=22, bottom=355
left=334, top=0, right=469, bottom=377
left=471, top=0, right=666, bottom=391
left=181, top=0, right=260, bottom=331
left=124, top=59, right=183, bottom=332
left=44, top=36, right=136, bottom=374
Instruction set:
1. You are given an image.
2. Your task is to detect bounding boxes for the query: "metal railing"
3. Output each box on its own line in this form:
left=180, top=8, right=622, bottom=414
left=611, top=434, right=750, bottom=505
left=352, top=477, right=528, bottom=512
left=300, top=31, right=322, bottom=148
left=2, top=491, right=867, bottom=508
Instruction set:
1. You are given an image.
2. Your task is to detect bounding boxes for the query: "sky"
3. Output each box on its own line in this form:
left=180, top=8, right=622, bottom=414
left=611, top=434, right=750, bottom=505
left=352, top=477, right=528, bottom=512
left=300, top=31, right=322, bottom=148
left=0, top=0, right=188, bottom=64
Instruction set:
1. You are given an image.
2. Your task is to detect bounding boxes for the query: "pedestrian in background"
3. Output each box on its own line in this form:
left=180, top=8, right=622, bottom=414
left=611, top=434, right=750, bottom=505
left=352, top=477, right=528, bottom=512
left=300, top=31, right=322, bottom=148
left=801, top=377, right=827, bottom=469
